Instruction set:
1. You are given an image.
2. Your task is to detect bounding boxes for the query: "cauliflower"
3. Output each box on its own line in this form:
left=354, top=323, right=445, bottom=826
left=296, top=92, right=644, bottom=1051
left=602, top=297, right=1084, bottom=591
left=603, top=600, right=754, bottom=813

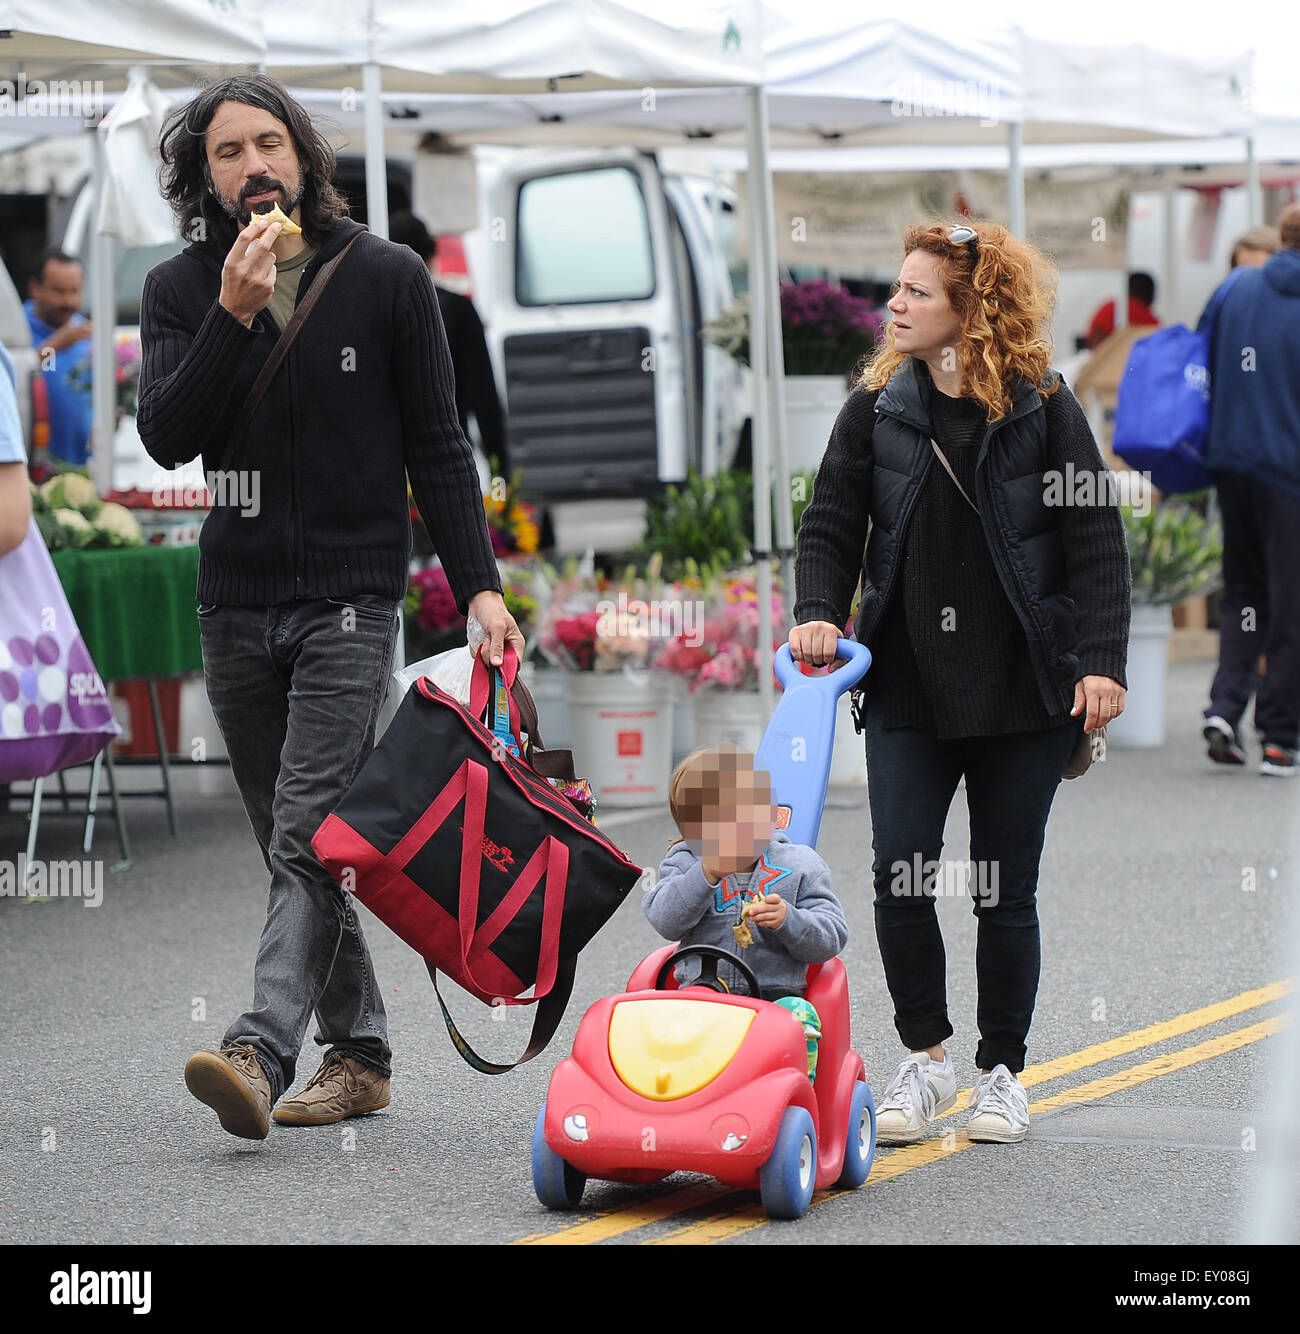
left=41, top=472, right=102, bottom=519
left=52, top=508, right=94, bottom=548
left=91, top=502, right=143, bottom=548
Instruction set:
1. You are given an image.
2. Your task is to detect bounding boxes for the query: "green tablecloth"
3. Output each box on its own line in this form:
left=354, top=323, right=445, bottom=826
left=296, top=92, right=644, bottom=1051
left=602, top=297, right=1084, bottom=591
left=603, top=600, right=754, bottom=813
left=51, top=545, right=202, bottom=680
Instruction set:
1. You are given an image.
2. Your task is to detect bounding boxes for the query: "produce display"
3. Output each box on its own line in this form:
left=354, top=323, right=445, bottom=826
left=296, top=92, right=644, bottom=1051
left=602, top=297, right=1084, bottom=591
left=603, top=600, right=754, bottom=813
left=31, top=472, right=143, bottom=551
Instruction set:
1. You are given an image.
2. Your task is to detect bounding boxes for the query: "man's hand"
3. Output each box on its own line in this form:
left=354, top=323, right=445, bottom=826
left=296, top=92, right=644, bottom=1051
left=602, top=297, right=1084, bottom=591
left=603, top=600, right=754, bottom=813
left=1071, top=674, right=1126, bottom=730
left=219, top=214, right=280, bottom=328
left=38, top=320, right=93, bottom=357
left=747, top=893, right=788, bottom=930
left=467, top=588, right=525, bottom=668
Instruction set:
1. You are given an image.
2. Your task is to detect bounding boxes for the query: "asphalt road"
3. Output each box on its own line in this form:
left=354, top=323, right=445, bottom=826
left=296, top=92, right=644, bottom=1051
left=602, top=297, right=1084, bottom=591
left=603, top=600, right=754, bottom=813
left=1, top=660, right=1296, bottom=1248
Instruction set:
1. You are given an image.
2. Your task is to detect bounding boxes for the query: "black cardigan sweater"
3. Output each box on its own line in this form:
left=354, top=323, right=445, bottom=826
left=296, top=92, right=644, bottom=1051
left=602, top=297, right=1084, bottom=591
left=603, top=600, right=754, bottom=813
left=137, top=218, right=502, bottom=613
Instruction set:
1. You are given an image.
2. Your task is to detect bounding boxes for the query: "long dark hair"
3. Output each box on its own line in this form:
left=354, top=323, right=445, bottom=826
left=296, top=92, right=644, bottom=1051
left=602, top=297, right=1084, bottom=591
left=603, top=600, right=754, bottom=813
left=158, top=73, right=349, bottom=252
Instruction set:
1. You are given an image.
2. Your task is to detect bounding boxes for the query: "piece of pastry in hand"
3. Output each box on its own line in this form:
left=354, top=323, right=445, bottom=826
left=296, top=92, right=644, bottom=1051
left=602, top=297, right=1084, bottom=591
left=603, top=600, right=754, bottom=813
left=732, top=900, right=755, bottom=949
left=254, top=201, right=301, bottom=235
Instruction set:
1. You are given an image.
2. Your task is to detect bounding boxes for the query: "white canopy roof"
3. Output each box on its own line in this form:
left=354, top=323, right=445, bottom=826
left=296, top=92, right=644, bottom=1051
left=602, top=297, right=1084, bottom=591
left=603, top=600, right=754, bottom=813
left=265, top=0, right=766, bottom=92
left=0, top=0, right=266, bottom=68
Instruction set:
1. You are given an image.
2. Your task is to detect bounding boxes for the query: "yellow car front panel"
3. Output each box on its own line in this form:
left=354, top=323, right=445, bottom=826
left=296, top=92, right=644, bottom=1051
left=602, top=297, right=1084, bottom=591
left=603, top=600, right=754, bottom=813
left=609, top=999, right=755, bottom=1101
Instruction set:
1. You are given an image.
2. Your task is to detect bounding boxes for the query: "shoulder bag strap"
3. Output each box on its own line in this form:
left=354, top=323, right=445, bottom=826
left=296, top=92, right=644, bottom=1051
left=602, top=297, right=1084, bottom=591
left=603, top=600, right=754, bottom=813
left=929, top=437, right=980, bottom=515
left=218, top=230, right=364, bottom=474
left=426, top=956, right=576, bottom=1075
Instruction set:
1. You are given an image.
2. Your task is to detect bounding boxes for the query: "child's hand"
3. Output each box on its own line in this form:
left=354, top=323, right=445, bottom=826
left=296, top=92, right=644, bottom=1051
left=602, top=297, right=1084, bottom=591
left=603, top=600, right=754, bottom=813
left=746, top=893, right=787, bottom=930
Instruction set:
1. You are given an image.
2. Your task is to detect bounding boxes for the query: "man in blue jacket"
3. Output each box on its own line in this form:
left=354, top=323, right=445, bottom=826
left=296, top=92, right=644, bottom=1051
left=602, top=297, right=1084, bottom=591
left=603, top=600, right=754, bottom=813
left=1202, top=204, right=1300, bottom=776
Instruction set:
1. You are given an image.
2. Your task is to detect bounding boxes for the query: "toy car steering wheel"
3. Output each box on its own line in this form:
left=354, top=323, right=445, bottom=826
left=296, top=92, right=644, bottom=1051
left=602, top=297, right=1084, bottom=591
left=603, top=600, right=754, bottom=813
left=654, top=944, right=763, bottom=998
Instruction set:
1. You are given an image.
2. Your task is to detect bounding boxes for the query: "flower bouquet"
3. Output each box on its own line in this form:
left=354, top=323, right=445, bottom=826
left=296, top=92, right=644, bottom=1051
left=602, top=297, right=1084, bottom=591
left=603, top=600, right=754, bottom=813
left=537, top=552, right=670, bottom=673
left=404, top=558, right=543, bottom=662
left=653, top=565, right=787, bottom=694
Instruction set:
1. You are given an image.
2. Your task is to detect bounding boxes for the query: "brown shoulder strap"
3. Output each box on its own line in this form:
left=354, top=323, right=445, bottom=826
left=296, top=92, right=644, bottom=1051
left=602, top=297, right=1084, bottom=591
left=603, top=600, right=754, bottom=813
left=219, top=231, right=364, bottom=474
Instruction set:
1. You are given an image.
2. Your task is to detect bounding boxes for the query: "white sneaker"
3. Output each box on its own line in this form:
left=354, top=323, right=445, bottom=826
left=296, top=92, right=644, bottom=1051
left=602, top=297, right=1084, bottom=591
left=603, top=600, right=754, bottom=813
left=874, top=1053, right=958, bottom=1144
left=966, top=1065, right=1030, bottom=1143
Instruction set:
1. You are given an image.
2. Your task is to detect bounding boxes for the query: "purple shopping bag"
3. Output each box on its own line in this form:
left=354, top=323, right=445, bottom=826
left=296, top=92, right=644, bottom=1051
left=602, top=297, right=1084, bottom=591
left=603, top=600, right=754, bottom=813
left=0, top=519, right=119, bottom=783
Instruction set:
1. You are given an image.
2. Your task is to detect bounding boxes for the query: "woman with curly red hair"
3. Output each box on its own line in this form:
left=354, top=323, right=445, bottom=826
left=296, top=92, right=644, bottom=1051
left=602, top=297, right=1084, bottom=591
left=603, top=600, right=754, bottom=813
left=790, top=221, right=1131, bottom=1144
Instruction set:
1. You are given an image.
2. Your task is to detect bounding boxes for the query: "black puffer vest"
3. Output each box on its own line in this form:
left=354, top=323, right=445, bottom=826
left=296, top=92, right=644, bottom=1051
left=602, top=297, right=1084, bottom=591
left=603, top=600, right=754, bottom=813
left=856, top=361, right=1080, bottom=716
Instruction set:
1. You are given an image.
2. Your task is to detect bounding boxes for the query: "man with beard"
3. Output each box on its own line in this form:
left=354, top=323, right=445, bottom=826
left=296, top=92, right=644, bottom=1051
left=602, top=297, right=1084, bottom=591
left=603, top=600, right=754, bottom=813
left=137, top=74, right=523, bottom=1139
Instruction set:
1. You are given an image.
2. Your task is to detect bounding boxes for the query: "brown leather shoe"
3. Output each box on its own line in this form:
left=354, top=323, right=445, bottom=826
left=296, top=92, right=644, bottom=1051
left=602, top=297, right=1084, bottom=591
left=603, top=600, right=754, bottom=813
left=272, top=1050, right=391, bottom=1126
left=185, top=1043, right=272, bottom=1140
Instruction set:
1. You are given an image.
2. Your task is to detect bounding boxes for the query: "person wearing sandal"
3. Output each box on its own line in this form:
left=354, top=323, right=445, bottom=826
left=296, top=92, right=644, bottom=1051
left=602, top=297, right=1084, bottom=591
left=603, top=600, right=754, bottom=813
left=789, top=221, right=1131, bottom=1144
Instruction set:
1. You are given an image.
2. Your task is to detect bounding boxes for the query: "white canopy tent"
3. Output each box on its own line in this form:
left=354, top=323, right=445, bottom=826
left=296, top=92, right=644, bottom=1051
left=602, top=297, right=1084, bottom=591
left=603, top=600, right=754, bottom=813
left=298, top=12, right=1250, bottom=699
left=257, top=0, right=797, bottom=709
left=0, top=0, right=268, bottom=493
left=0, top=1, right=1270, bottom=716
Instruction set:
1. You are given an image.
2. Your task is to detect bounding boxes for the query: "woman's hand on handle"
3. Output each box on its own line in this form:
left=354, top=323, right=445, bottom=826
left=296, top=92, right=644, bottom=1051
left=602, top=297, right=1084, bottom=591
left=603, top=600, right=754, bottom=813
left=788, top=620, right=847, bottom=672
left=1071, top=675, right=1126, bottom=730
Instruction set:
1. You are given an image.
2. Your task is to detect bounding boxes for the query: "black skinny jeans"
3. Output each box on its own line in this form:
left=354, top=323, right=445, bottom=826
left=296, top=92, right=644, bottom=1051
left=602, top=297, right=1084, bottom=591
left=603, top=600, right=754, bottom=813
left=864, top=700, right=1080, bottom=1074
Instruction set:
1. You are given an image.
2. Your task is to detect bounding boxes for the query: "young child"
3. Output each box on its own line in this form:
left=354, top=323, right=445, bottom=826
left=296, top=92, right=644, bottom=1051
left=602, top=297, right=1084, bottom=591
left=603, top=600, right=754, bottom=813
left=643, top=742, right=848, bottom=1079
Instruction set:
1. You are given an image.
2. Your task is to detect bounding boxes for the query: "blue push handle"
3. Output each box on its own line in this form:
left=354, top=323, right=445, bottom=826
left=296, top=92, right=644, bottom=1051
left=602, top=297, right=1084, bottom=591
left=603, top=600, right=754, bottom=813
left=773, top=637, right=871, bottom=695
left=754, top=638, right=872, bottom=851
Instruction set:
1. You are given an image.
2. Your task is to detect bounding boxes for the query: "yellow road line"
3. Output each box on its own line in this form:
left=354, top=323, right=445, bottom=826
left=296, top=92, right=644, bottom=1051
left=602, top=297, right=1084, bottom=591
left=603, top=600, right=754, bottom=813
left=647, top=1013, right=1289, bottom=1244
left=512, top=979, right=1291, bottom=1246
left=936, top=978, right=1293, bottom=1119
left=515, top=1180, right=732, bottom=1245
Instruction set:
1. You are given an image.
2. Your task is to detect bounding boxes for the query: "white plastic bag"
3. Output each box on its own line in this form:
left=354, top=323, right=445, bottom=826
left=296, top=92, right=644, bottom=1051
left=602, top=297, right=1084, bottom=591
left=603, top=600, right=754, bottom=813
left=375, top=616, right=489, bottom=740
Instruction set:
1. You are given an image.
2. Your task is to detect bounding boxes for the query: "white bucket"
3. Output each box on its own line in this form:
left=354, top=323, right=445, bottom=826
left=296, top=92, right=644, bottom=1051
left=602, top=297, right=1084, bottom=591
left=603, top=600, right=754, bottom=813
left=665, top=674, right=695, bottom=765
left=783, top=375, right=847, bottom=474
left=523, top=663, right=571, bottom=750
left=563, top=671, right=674, bottom=808
left=1106, top=603, right=1172, bottom=748
left=691, top=688, right=769, bottom=754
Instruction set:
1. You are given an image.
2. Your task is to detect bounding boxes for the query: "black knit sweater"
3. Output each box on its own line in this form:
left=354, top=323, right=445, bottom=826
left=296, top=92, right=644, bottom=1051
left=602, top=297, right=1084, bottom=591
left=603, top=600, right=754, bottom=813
left=795, top=374, right=1130, bottom=739
left=138, top=219, right=502, bottom=613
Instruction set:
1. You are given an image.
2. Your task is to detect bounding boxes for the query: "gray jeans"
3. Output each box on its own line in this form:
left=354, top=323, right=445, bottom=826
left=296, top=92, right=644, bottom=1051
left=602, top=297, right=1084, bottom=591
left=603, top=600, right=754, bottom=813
left=198, top=595, right=399, bottom=1102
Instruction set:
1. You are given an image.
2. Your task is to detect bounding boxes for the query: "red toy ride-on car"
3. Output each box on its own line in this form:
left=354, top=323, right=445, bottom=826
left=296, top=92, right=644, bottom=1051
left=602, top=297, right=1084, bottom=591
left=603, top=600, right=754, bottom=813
left=531, top=638, right=876, bottom=1220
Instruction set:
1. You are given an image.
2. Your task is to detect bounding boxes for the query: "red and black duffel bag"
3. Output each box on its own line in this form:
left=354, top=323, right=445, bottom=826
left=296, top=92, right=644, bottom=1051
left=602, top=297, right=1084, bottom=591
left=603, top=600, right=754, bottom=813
left=312, top=645, right=643, bottom=1072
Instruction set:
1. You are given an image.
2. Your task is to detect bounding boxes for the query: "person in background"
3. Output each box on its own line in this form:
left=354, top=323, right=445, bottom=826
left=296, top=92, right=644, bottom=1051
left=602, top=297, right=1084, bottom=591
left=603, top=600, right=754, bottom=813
left=1084, top=271, right=1159, bottom=350
left=1201, top=205, right=1300, bottom=776
left=1229, top=225, right=1280, bottom=272
left=389, top=210, right=509, bottom=480
left=0, top=343, right=33, bottom=555
left=24, top=248, right=94, bottom=467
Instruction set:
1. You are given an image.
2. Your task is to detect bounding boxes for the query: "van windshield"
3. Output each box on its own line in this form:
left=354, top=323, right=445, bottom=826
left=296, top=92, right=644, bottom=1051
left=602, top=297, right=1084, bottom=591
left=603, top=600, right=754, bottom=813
left=516, top=166, right=654, bottom=306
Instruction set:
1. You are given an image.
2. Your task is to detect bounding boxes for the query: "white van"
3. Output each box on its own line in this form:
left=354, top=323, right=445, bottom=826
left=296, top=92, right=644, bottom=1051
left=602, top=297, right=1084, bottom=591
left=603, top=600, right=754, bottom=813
left=462, top=147, right=748, bottom=553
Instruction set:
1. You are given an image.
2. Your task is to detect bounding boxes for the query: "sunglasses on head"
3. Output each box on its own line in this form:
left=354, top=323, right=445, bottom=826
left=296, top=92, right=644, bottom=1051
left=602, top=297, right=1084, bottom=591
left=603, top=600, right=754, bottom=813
left=948, top=224, right=979, bottom=263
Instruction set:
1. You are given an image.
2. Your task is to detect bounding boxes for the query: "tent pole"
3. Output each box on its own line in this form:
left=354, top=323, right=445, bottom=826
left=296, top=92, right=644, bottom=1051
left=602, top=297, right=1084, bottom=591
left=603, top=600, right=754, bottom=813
left=1162, top=177, right=1179, bottom=323
left=1246, top=134, right=1263, bottom=227
left=1006, top=121, right=1026, bottom=237
left=90, top=126, right=116, bottom=495
left=363, top=62, right=389, bottom=239
left=745, top=85, right=775, bottom=720
left=753, top=86, right=796, bottom=636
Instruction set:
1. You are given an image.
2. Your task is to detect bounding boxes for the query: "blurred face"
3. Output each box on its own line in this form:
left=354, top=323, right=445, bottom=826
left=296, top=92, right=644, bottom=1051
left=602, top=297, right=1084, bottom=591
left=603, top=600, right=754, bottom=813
left=28, top=259, right=84, bottom=328
left=1233, top=245, right=1272, bottom=269
left=679, top=762, right=776, bottom=866
left=204, top=99, right=305, bottom=225
left=887, top=250, right=963, bottom=364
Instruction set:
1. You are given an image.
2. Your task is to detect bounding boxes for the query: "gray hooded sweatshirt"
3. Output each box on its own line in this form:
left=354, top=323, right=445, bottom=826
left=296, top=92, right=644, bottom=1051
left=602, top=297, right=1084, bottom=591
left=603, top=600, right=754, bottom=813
left=643, top=830, right=848, bottom=997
